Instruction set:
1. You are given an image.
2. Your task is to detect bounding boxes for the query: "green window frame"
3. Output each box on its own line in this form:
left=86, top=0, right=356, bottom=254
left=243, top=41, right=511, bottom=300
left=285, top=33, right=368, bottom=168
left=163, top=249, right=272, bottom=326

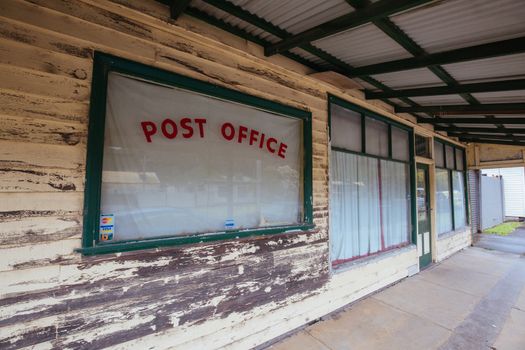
left=78, top=52, right=314, bottom=255
left=434, top=138, right=469, bottom=234
left=328, top=94, right=417, bottom=248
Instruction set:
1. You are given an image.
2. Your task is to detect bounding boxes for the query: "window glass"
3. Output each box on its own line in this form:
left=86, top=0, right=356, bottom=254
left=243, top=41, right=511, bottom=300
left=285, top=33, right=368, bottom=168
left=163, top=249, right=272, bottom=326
left=331, top=103, right=361, bottom=152
left=434, top=140, right=444, bottom=167
left=415, top=134, right=430, bottom=158
left=392, top=126, right=409, bottom=161
left=100, top=73, right=303, bottom=242
left=380, top=159, right=411, bottom=247
left=365, top=117, right=388, bottom=157
left=452, top=171, right=467, bottom=228
left=436, top=169, right=453, bottom=234
left=445, top=144, right=455, bottom=169
left=456, top=148, right=465, bottom=170
left=330, top=151, right=410, bottom=263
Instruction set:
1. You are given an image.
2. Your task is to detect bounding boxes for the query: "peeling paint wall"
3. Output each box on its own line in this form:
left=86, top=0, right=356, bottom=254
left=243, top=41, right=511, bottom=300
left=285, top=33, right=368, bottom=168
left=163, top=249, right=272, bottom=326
left=467, top=143, right=525, bottom=170
left=436, top=228, right=472, bottom=262
left=0, top=0, right=464, bottom=349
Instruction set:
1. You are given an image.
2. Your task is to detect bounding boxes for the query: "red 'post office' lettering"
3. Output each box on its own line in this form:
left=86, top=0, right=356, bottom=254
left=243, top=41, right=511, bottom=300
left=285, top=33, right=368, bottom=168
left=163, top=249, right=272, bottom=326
left=180, top=118, right=193, bottom=138
left=161, top=119, right=178, bottom=139
left=141, top=121, right=157, bottom=143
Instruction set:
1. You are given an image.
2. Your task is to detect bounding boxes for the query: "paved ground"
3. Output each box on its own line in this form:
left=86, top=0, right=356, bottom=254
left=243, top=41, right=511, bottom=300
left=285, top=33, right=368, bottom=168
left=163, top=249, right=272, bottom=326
left=267, top=237, right=525, bottom=350
left=475, top=226, right=525, bottom=255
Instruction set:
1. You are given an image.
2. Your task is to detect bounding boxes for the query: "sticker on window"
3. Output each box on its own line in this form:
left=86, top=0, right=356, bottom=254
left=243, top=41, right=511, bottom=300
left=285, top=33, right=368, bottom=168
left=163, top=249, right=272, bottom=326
left=100, top=214, right=115, bottom=241
left=225, top=219, right=235, bottom=230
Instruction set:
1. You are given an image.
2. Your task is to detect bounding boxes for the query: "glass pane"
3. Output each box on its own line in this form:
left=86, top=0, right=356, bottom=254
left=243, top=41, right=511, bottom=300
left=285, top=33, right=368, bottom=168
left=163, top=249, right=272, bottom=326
left=436, top=169, right=453, bottom=234
left=453, top=171, right=467, bottom=228
left=330, top=152, right=380, bottom=262
left=456, top=148, right=465, bottom=170
left=445, top=144, right=454, bottom=169
left=365, top=117, right=388, bottom=157
left=392, top=127, right=409, bottom=161
left=415, top=134, right=430, bottom=158
left=330, top=152, right=410, bottom=263
left=380, top=159, right=411, bottom=248
left=100, top=73, right=303, bottom=242
left=331, top=103, right=361, bottom=152
left=417, top=168, right=427, bottom=223
left=434, top=140, right=444, bottom=168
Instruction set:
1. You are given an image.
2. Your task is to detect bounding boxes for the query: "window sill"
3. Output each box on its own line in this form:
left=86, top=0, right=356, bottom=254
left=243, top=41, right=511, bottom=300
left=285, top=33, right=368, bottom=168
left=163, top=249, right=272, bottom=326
left=76, top=223, right=315, bottom=256
left=437, top=226, right=471, bottom=240
left=331, top=244, right=417, bottom=275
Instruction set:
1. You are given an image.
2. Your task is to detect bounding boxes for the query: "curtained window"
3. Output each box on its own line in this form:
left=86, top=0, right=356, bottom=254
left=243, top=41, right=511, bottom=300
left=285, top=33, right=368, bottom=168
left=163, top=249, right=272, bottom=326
left=330, top=97, right=412, bottom=264
left=80, top=53, right=313, bottom=254
left=434, top=140, right=468, bottom=235
left=436, top=169, right=453, bottom=234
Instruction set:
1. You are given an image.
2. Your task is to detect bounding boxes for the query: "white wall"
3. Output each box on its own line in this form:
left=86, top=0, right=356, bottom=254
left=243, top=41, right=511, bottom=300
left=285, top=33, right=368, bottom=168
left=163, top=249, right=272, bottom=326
left=482, top=167, right=525, bottom=218
left=480, top=175, right=505, bottom=230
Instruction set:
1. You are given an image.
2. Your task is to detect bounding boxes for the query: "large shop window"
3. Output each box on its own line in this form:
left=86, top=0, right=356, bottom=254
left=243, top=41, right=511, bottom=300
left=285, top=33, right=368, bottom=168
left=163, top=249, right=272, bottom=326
left=329, top=97, right=413, bottom=265
left=434, top=139, right=467, bottom=235
left=80, top=53, right=313, bottom=254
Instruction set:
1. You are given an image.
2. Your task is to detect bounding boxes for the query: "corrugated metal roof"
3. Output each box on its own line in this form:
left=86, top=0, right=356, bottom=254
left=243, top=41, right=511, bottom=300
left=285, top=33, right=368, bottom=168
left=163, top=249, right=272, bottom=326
left=228, top=0, right=352, bottom=35
left=288, top=48, right=331, bottom=68
left=471, top=90, right=525, bottom=104
left=312, top=23, right=412, bottom=67
left=410, top=94, right=468, bottom=106
left=390, top=0, right=525, bottom=54
left=371, top=68, right=444, bottom=89
left=504, top=121, right=525, bottom=128
left=442, top=53, right=525, bottom=83
left=191, top=0, right=281, bottom=42
left=185, top=0, right=524, bottom=141
left=453, top=123, right=500, bottom=128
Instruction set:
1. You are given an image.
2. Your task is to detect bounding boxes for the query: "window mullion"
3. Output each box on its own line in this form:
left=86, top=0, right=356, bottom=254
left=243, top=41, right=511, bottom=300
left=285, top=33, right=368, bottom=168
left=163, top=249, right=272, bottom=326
left=450, top=170, right=455, bottom=230
left=361, top=113, right=366, bottom=153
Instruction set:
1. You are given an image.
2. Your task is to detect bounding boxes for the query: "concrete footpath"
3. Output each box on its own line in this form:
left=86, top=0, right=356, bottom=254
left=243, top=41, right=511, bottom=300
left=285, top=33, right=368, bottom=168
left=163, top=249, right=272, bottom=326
left=266, top=247, right=525, bottom=350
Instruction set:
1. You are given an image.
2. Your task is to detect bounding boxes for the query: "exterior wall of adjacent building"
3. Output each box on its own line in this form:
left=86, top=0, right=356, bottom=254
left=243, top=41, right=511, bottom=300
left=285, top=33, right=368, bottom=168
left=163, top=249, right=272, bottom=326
left=0, top=1, right=470, bottom=348
left=482, top=167, right=525, bottom=218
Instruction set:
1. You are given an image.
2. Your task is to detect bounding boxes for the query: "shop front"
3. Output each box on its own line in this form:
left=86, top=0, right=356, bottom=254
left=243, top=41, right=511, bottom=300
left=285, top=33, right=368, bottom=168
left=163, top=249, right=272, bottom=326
left=0, top=1, right=472, bottom=348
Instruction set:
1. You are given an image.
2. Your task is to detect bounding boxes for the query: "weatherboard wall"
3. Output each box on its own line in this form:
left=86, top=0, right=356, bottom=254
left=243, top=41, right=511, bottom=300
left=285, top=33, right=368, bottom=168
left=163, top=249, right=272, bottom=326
left=0, top=0, right=467, bottom=348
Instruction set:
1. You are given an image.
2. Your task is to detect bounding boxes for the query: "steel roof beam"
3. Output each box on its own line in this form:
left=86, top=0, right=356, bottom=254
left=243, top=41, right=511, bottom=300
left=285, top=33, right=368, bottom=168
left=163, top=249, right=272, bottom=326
left=434, top=126, right=525, bottom=134
left=347, top=37, right=525, bottom=77
left=345, top=0, right=501, bottom=132
left=169, top=0, right=192, bottom=20
left=196, top=0, right=423, bottom=111
left=366, top=79, right=525, bottom=99
left=264, top=0, right=433, bottom=56
left=457, top=138, right=525, bottom=146
left=447, top=133, right=525, bottom=141
left=398, top=103, right=525, bottom=114
left=417, top=117, right=525, bottom=124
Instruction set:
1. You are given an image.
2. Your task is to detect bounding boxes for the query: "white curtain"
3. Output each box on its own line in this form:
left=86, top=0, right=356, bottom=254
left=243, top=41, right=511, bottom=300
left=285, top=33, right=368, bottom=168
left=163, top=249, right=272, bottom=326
left=452, top=171, right=466, bottom=228
left=330, top=152, right=359, bottom=261
left=380, top=160, right=410, bottom=248
left=330, top=151, right=410, bottom=263
left=436, top=169, right=453, bottom=234
left=358, top=155, right=381, bottom=255
left=100, top=73, right=303, bottom=241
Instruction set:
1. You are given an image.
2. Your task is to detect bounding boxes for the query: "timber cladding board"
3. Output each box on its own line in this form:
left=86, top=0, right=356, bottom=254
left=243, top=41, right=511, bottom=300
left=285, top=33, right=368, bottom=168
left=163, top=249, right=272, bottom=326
left=0, top=0, right=331, bottom=348
left=436, top=229, right=471, bottom=262
left=0, top=231, right=329, bottom=349
left=0, top=0, right=458, bottom=348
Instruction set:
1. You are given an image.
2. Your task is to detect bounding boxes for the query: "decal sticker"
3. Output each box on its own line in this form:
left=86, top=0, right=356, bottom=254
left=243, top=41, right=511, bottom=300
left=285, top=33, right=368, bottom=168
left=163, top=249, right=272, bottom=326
left=225, top=219, right=235, bottom=230
left=100, top=214, right=115, bottom=241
